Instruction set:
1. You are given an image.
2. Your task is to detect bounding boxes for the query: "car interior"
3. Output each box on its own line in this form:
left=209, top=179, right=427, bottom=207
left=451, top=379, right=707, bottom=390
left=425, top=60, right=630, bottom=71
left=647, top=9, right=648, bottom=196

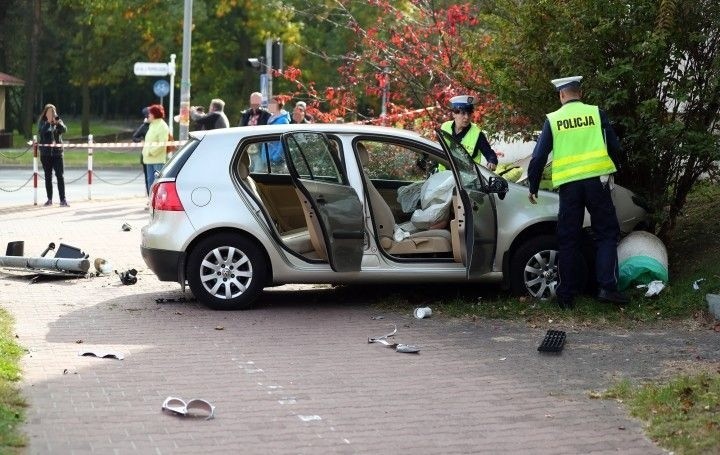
left=234, top=136, right=467, bottom=264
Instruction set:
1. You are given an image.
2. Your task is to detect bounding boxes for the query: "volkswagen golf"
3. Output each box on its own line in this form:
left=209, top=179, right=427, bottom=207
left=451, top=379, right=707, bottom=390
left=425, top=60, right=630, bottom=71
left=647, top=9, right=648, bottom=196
left=141, top=124, right=648, bottom=310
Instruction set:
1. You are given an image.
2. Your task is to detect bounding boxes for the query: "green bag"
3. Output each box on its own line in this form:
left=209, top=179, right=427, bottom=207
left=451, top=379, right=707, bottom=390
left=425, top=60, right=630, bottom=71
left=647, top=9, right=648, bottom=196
left=618, top=255, right=669, bottom=291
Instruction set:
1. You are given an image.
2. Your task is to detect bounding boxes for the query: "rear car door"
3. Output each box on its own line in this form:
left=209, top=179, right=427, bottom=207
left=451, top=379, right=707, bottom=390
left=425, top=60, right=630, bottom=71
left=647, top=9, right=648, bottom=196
left=436, top=129, right=498, bottom=277
left=281, top=131, right=364, bottom=272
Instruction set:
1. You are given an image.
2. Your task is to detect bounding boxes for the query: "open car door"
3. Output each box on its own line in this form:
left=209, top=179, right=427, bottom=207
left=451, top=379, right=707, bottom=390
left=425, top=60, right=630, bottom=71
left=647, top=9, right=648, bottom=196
left=281, top=131, right=364, bottom=272
left=435, top=129, right=498, bottom=277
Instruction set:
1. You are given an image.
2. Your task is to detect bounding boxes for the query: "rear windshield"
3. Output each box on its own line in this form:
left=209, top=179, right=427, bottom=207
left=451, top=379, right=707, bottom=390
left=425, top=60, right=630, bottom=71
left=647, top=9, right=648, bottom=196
left=160, top=137, right=200, bottom=178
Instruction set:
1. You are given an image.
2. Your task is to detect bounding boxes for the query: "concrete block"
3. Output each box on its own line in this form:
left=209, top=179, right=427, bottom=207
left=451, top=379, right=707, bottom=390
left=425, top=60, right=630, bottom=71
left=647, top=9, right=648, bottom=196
left=707, top=294, right=720, bottom=320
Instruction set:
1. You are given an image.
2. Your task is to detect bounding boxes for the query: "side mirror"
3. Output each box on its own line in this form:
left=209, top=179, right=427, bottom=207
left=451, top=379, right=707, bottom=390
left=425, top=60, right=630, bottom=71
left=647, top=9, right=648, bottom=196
left=487, top=176, right=509, bottom=200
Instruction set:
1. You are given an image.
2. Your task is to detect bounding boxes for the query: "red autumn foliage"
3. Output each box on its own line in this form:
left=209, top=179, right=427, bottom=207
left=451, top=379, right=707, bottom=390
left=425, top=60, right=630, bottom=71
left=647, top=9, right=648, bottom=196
left=277, top=0, right=510, bottom=136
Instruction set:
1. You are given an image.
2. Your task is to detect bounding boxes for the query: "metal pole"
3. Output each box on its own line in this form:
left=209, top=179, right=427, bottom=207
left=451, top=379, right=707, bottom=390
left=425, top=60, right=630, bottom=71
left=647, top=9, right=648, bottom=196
left=381, top=67, right=389, bottom=126
left=0, top=256, right=90, bottom=274
left=178, top=0, right=193, bottom=141
left=265, top=38, right=273, bottom=102
left=168, top=53, right=176, bottom=137
left=87, top=134, right=93, bottom=200
left=32, top=135, right=38, bottom=205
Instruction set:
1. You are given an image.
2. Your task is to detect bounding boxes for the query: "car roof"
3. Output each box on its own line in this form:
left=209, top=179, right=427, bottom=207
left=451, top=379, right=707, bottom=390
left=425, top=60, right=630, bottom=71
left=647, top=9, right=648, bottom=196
left=190, top=123, right=437, bottom=147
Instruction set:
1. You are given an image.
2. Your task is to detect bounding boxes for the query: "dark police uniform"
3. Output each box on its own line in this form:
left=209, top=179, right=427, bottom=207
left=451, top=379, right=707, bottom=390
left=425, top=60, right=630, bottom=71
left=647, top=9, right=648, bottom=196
left=527, top=76, right=626, bottom=308
left=439, top=95, right=498, bottom=169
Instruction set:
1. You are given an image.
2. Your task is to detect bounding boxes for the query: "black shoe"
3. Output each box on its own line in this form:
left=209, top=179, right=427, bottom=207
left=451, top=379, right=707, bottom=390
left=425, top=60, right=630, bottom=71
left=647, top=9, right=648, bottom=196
left=556, top=296, right=575, bottom=310
left=598, top=288, right=629, bottom=305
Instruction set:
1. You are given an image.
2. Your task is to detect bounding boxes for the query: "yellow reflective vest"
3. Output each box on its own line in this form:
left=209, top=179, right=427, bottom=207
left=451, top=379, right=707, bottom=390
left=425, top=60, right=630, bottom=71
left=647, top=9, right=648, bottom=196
left=439, top=121, right=486, bottom=169
left=547, top=102, right=616, bottom=188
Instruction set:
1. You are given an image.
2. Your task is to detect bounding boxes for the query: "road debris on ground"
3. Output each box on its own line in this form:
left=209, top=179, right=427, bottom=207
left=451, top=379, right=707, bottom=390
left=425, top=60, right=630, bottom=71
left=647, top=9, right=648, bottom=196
left=368, top=324, right=420, bottom=354
left=78, top=350, right=125, bottom=360
left=162, top=396, right=215, bottom=420
left=116, top=268, right=138, bottom=285
left=537, top=330, right=566, bottom=353
left=0, top=241, right=90, bottom=275
left=636, top=280, right=665, bottom=297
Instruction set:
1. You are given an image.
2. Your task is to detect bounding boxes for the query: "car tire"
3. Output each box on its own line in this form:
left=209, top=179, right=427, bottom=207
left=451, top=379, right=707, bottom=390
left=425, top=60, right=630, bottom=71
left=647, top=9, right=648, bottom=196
left=187, top=234, right=267, bottom=310
left=510, top=235, right=587, bottom=299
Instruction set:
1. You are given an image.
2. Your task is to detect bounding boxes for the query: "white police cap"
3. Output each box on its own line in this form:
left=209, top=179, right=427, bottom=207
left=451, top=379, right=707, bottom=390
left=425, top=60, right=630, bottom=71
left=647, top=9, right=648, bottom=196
left=551, top=76, right=583, bottom=91
left=450, top=95, right=476, bottom=110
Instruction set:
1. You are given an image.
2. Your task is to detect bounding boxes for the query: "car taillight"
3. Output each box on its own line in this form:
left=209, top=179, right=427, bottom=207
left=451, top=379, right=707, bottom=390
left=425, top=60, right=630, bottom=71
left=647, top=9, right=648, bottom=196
left=151, top=181, right=185, bottom=211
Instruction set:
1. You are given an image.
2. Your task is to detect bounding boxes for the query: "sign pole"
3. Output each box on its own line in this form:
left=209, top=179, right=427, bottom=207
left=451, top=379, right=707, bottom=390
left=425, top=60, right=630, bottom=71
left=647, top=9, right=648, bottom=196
left=168, top=54, right=176, bottom=137
left=179, top=0, right=193, bottom=141
left=265, top=38, right=273, bottom=103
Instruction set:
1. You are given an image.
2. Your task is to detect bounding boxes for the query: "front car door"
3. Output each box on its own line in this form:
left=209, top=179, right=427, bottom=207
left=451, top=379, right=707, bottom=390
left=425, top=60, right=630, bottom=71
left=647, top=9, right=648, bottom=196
left=436, top=129, right=498, bottom=277
left=281, top=131, right=364, bottom=272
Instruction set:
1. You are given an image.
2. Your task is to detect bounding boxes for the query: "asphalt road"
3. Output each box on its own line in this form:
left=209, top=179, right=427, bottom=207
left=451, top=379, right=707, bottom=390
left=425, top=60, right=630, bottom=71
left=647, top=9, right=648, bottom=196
left=0, top=167, right=147, bottom=207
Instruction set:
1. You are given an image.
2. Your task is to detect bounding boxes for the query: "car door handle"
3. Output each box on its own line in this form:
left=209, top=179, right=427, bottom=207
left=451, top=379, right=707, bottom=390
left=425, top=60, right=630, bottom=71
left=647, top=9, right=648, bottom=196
left=316, top=197, right=327, bottom=205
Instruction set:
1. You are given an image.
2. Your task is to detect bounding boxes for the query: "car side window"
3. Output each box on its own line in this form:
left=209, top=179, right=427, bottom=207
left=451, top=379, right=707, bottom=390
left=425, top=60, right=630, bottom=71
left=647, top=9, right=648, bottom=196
left=358, top=140, right=433, bottom=182
left=243, top=136, right=344, bottom=178
left=283, top=132, right=344, bottom=184
left=244, top=139, right=290, bottom=175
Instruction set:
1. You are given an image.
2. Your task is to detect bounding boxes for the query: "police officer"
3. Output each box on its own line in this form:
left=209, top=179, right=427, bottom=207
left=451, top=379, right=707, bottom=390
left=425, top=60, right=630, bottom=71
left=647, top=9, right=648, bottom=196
left=440, top=95, right=498, bottom=171
left=527, top=76, right=628, bottom=309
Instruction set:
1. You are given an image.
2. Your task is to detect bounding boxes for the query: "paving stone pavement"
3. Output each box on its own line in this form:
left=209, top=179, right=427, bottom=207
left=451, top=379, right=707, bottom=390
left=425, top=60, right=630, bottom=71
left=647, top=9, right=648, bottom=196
left=1, top=198, right=718, bottom=454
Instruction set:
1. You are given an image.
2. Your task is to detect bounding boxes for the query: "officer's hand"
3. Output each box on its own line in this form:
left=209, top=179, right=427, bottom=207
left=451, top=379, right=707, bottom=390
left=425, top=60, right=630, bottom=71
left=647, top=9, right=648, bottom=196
left=486, top=162, right=497, bottom=171
left=528, top=193, right=538, bottom=204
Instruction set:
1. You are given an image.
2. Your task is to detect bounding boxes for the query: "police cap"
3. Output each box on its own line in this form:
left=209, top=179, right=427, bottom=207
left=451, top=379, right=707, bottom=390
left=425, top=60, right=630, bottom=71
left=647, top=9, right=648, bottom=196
left=551, top=76, right=583, bottom=91
left=450, top=95, right=476, bottom=112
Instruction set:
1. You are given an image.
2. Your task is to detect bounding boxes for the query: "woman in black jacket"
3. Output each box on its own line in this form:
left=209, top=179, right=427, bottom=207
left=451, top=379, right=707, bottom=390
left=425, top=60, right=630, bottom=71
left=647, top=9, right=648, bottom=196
left=38, top=104, right=68, bottom=206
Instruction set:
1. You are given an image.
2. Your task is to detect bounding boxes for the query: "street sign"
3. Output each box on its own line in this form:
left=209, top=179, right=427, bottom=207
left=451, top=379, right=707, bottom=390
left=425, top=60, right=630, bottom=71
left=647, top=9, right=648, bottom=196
left=134, top=62, right=169, bottom=77
left=153, top=80, right=170, bottom=98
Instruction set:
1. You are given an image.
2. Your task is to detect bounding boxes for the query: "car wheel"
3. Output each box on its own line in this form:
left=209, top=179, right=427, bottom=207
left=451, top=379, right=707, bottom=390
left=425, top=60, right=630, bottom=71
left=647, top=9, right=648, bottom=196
left=510, top=235, right=588, bottom=299
left=187, top=234, right=267, bottom=310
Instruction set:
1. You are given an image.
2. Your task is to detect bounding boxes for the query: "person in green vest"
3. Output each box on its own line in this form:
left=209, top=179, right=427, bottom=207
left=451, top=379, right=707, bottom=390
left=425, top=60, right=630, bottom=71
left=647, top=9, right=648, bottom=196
left=528, top=76, right=628, bottom=309
left=439, top=95, right=498, bottom=171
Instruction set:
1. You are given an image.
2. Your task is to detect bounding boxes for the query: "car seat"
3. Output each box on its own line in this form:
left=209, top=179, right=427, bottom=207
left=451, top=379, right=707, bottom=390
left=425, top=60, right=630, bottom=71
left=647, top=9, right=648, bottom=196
left=356, top=143, right=452, bottom=255
left=238, top=152, right=261, bottom=200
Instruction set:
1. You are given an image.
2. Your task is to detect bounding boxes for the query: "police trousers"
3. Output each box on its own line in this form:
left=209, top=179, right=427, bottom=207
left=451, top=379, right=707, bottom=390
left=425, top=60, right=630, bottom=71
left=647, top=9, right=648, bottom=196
left=556, top=177, right=620, bottom=299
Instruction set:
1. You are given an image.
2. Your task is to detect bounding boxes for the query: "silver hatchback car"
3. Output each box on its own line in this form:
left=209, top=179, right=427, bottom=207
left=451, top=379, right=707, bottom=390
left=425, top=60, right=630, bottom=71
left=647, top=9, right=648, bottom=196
left=141, top=124, right=648, bottom=310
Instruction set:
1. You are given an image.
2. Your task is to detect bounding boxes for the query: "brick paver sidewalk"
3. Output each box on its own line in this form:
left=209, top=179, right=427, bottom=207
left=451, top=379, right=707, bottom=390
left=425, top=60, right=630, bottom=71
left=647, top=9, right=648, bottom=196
left=1, top=198, right=718, bottom=454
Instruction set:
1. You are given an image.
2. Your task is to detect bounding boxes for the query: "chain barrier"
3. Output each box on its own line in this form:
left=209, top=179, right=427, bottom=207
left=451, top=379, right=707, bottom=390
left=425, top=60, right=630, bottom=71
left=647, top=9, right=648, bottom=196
left=1, top=138, right=185, bottom=200
left=0, top=174, right=34, bottom=192
left=92, top=170, right=144, bottom=185
left=0, top=170, right=145, bottom=192
left=63, top=171, right=89, bottom=185
left=0, top=143, right=33, bottom=160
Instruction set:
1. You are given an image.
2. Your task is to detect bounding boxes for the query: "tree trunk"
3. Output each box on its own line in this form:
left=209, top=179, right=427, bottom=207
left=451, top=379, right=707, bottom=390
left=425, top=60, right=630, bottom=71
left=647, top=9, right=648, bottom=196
left=21, top=0, right=41, bottom=138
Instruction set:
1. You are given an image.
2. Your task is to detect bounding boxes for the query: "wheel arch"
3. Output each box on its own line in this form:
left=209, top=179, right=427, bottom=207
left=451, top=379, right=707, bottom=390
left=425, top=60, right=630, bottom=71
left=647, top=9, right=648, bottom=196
left=501, top=221, right=557, bottom=288
left=183, top=227, right=273, bottom=285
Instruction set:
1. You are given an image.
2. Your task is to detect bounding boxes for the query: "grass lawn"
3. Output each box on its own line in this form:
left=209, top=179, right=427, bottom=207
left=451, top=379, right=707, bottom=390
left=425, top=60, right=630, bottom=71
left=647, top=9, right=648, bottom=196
left=602, top=374, right=720, bottom=455
left=0, top=309, right=26, bottom=452
left=370, top=182, right=720, bottom=326
left=0, top=119, right=141, bottom=168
